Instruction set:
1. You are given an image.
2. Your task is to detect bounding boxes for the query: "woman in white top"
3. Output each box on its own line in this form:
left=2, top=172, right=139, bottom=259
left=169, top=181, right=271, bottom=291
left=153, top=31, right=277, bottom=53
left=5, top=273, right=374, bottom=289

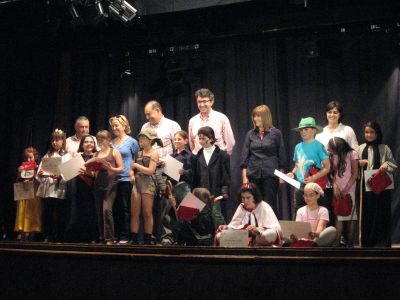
left=315, top=101, right=358, bottom=229
left=316, top=101, right=358, bottom=150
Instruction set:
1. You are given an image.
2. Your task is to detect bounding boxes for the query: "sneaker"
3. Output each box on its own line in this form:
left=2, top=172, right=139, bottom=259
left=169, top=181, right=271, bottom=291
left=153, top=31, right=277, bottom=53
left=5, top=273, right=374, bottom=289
left=161, top=237, right=173, bottom=246
left=118, top=239, right=129, bottom=245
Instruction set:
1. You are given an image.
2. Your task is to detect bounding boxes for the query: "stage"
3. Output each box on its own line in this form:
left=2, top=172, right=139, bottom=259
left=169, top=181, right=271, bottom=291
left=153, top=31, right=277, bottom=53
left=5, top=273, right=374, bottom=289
left=1, top=242, right=400, bottom=299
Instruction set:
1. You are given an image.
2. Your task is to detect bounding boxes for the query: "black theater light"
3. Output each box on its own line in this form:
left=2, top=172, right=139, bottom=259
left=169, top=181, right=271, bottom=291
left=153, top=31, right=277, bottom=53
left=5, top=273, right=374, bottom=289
left=108, top=0, right=137, bottom=23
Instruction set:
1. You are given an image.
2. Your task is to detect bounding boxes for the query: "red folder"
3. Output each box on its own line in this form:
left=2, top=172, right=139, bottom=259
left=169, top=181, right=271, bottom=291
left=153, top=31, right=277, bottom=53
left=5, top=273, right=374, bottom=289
left=85, top=160, right=104, bottom=172
left=177, top=206, right=200, bottom=222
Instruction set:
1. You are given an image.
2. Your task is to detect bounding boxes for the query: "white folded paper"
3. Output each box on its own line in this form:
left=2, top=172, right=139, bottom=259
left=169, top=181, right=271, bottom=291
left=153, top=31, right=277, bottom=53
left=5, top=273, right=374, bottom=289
left=274, top=169, right=301, bottom=189
left=14, top=181, right=35, bottom=200
left=58, top=155, right=85, bottom=181
left=163, top=154, right=184, bottom=182
left=41, top=157, right=62, bottom=175
left=178, top=192, right=206, bottom=211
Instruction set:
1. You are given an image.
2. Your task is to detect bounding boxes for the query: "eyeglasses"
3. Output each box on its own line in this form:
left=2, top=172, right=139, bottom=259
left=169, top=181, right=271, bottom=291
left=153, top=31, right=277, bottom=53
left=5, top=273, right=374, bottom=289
left=197, top=99, right=211, bottom=104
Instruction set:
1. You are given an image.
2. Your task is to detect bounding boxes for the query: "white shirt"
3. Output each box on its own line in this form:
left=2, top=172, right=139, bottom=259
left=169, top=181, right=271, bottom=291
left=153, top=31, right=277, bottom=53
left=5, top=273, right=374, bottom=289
left=316, top=123, right=358, bottom=150
left=142, top=116, right=181, bottom=162
left=66, top=134, right=99, bottom=157
left=36, top=152, right=72, bottom=199
left=203, top=145, right=216, bottom=165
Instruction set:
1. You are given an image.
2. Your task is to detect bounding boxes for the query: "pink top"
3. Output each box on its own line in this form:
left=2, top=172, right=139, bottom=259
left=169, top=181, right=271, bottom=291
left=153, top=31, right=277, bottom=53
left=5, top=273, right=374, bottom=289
left=331, top=150, right=359, bottom=193
left=296, top=206, right=329, bottom=232
left=188, top=109, right=235, bottom=155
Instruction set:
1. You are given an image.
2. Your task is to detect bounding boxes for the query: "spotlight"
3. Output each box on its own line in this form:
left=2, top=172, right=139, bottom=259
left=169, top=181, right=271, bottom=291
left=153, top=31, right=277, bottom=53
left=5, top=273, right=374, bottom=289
left=109, top=0, right=137, bottom=23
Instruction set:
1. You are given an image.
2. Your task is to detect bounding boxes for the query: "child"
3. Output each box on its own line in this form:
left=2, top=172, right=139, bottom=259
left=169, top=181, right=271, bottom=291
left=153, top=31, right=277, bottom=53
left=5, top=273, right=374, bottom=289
left=172, top=187, right=215, bottom=246
left=15, top=147, right=42, bottom=241
left=93, top=130, right=124, bottom=244
left=130, top=128, right=162, bottom=245
left=36, top=129, right=71, bottom=242
left=295, top=183, right=336, bottom=247
left=328, top=137, right=359, bottom=247
left=65, top=134, right=98, bottom=243
left=191, top=126, right=230, bottom=227
left=286, top=117, right=331, bottom=214
left=356, top=121, right=397, bottom=247
left=172, top=130, right=193, bottom=187
left=217, top=183, right=281, bottom=246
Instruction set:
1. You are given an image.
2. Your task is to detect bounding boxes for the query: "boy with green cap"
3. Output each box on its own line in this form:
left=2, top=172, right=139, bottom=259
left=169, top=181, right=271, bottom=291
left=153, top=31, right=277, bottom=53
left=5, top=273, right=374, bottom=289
left=286, top=117, right=331, bottom=213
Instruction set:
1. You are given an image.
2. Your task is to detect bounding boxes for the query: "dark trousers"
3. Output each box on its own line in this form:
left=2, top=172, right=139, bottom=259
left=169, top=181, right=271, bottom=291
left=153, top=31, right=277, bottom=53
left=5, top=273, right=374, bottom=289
left=249, top=177, right=279, bottom=216
left=113, top=181, right=132, bottom=240
left=42, top=197, right=68, bottom=242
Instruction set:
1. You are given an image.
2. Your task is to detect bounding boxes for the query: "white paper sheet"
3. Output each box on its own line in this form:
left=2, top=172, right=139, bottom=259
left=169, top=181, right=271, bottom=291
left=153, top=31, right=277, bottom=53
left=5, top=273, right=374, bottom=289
left=58, top=155, right=85, bottom=181
left=178, top=192, right=206, bottom=211
left=364, top=169, right=394, bottom=192
left=279, top=220, right=312, bottom=240
left=14, top=181, right=35, bottom=200
left=219, top=230, right=248, bottom=247
left=274, top=169, right=301, bottom=189
left=163, top=154, right=184, bottom=182
left=41, top=157, right=62, bottom=175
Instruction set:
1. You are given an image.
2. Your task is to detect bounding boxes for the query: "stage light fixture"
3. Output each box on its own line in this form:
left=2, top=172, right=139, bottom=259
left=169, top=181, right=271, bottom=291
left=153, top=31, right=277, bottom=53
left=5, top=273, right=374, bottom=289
left=108, top=0, right=137, bottom=23
left=68, top=1, right=80, bottom=19
left=95, top=0, right=107, bottom=17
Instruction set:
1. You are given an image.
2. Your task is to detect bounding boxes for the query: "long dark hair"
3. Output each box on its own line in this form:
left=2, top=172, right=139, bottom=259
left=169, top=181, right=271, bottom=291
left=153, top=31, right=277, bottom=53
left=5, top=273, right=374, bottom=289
left=47, top=129, right=66, bottom=157
left=328, top=137, right=352, bottom=177
left=239, top=183, right=263, bottom=204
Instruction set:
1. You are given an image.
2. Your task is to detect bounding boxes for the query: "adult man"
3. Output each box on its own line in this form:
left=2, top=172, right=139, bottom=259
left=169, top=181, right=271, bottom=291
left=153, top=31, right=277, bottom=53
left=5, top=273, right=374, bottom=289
left=141, top=100, right=181, bottom=242
left=188, top=88, right=235, bottom=155
left=66, top=116, right=98, bottom=156
left=142, top=100, right=181, bottom=162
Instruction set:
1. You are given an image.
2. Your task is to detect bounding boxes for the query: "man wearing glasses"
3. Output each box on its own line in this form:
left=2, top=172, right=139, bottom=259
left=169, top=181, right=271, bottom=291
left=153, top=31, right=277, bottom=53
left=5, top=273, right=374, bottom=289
left=188, top=88, right=235, bottom=155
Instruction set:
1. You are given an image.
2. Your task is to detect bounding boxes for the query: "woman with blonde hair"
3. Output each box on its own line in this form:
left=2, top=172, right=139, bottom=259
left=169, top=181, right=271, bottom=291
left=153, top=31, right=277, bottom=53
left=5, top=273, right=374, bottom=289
left=109, top=115, right=140, bottom=244
left=240, top=105, right=287, bottom=217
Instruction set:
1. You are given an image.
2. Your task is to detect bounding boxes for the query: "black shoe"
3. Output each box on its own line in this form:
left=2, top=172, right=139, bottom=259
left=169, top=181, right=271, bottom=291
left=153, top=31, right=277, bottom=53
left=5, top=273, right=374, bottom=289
left=144, top=234, right=156, bottom=245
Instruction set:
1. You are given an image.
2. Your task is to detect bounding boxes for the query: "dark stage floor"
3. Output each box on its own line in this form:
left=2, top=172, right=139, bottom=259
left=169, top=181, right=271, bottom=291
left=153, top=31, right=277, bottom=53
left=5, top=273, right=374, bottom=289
left=1, top=241, right=400, bottom=299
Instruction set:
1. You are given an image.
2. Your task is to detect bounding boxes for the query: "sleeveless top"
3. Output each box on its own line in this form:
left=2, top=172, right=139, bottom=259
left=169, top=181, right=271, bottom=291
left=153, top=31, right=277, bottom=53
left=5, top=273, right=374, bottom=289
left=135, top=151, right=155, bottom=176
left=94, top=148, right=117, bottom=191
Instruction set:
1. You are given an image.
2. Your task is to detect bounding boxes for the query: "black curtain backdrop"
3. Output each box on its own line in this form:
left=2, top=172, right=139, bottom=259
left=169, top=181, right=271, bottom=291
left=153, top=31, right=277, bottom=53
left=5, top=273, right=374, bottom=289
left=1, top=30, right=399, bottom=241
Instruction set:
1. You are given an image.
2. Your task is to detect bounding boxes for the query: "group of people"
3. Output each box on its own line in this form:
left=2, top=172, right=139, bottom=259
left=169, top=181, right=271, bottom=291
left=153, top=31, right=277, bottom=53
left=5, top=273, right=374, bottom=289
left=14, top=88, right=398, bottom=247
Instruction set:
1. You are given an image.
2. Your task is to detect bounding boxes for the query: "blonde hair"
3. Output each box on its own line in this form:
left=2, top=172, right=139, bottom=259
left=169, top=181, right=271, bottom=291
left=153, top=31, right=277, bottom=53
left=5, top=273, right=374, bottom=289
left=108, top=115, right=132, bottom=134
left=252, top=105, right=273, bottom=130
left=304, top=183, right=324, bottom=197
left=96, top=130, right=112, bottom=141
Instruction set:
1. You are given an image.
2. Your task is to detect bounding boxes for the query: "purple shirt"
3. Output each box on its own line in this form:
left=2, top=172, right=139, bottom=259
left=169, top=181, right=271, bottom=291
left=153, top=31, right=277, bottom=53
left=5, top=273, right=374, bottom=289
left=188, top=109, right=235, bottom=155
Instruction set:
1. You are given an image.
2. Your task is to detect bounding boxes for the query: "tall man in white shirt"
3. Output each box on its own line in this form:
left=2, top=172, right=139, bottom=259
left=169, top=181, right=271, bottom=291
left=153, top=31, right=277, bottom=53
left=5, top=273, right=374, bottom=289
left=66, top=116, right=98, bottom=156
left=188, top=88, right=235, bottom=155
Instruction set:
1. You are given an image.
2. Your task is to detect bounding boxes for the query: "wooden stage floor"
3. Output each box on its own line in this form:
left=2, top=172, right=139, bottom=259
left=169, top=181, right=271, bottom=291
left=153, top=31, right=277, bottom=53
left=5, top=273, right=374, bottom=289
left=1, top=241, right=400, bottom=299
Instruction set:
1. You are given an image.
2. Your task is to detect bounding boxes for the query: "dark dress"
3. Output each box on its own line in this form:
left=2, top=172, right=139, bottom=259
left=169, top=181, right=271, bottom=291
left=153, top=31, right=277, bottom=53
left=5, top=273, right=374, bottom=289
left=65, top=154, right=98, bottom=243
left=93, top=148, right=118, bottom=242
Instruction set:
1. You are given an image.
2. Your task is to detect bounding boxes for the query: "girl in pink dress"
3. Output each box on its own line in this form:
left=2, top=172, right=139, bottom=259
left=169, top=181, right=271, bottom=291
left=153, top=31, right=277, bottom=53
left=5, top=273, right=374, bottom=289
left=328, top=137, right=359, bottom=247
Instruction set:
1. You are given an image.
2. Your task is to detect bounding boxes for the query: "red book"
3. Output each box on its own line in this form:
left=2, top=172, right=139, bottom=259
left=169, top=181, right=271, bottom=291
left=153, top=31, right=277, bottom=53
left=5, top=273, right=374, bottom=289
left=177, top=206, right=200, bottom=222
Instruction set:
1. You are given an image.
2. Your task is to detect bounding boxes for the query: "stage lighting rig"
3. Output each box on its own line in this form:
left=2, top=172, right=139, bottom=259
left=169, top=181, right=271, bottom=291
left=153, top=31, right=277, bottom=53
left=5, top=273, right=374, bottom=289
left=108, top=0, right=137, bottom=23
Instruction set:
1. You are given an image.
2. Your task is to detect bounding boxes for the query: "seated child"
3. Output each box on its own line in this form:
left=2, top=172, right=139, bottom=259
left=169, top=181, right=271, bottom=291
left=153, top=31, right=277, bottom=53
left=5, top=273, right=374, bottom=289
left=295, top=183, right=336, bottom=247
left=216, top=183, right=281, bottom=246
left=172, top=187, right=215, bottom=246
